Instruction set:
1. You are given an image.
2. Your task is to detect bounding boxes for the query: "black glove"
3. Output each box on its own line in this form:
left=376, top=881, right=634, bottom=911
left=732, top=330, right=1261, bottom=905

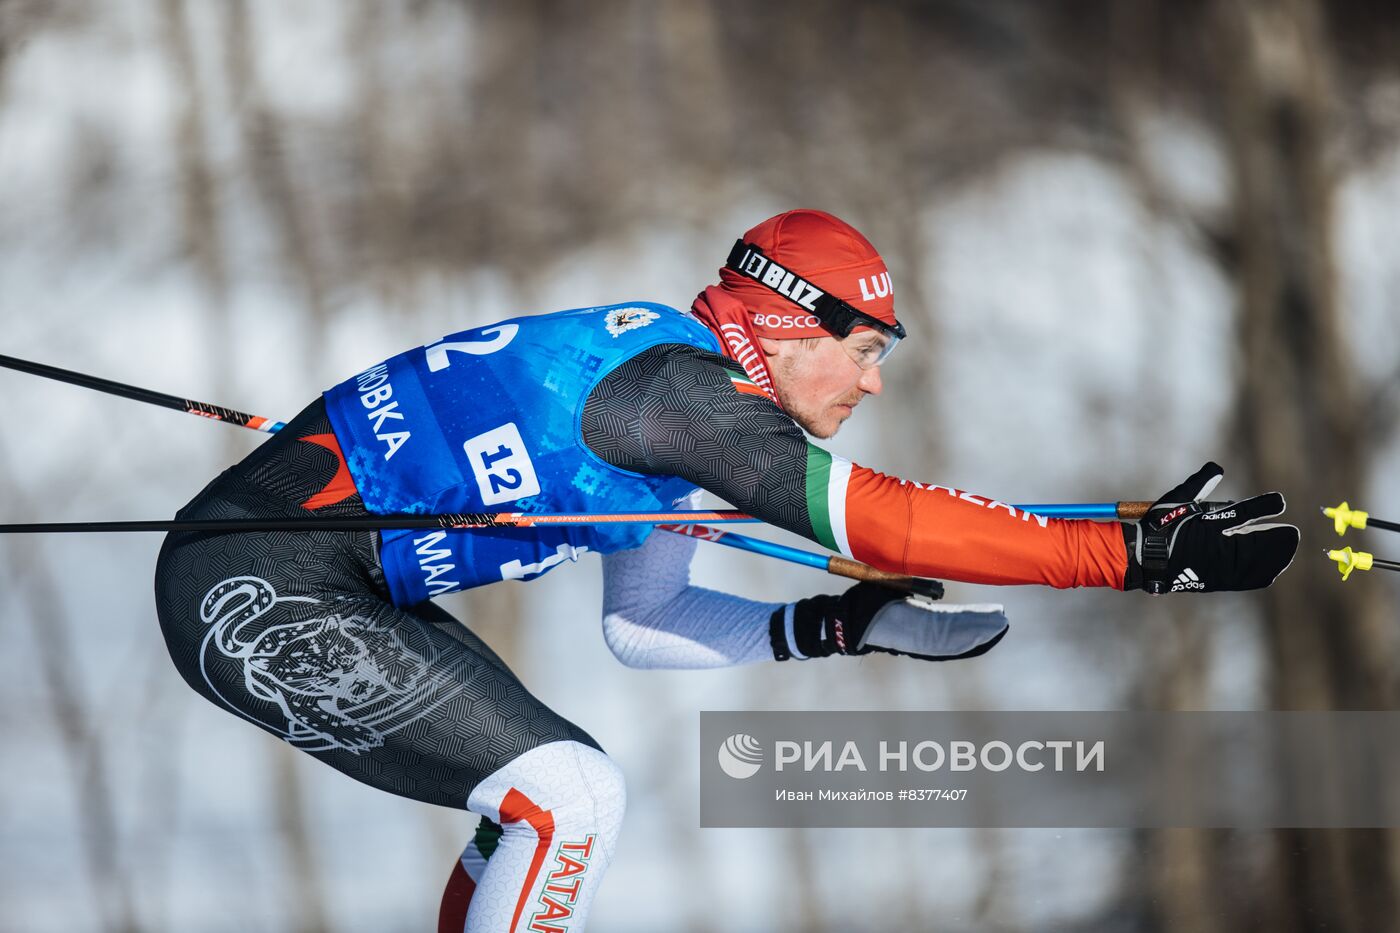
left=1123, top=462, right=1299, bottom=594
left=769, top=582, right=1008, bottom=662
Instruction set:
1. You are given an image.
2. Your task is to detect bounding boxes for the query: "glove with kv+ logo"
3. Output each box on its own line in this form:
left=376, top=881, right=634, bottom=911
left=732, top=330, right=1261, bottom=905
left=1123, top=462, right=1299, bottom=594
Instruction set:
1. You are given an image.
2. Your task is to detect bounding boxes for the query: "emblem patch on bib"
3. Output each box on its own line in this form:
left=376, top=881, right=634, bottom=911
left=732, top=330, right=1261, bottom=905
left=604, top=307, right=659, bottom=338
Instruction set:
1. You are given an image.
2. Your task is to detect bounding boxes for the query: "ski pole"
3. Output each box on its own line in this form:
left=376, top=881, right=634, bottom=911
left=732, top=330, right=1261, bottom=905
left=1321, top=502, right=1400, bottom=583
left=0, top=508, right=947, bottom=597
left=1326, top=546, right=1400, bottom=581
left=0, top=502, right=1219, bottom=534
left=0, top=353, right=285, bottom=432
left=0, top=353, right=1221, bottom=593
left=0, top=354, right=938, bottom=593
left=1322, top=501, right=1400, bottom=537
left=0, top=511, right=759, bottom=534
left=1001, top=502, right=1230, bottom=521
left=657, top=523, right=942, bottom=599
left=0, top=354, right=1212, bottom=520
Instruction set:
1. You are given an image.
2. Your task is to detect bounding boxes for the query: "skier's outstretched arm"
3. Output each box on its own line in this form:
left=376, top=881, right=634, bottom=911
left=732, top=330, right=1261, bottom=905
left=600, top=501, right=1007, bottom=670
left=584, top=343, right=1296, bottom=595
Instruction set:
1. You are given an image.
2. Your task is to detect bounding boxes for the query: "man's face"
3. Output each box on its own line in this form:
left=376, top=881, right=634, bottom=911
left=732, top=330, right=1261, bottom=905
left=761, top=335, right=884, bottom=438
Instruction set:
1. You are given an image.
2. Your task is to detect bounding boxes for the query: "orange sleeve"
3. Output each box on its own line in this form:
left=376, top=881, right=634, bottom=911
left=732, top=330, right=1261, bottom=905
left=809, top=453, right=1128, bottom=589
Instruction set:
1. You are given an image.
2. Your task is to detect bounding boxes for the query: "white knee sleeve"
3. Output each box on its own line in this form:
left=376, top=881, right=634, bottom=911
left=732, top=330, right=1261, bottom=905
left=461, top=741, right=626, bottom=932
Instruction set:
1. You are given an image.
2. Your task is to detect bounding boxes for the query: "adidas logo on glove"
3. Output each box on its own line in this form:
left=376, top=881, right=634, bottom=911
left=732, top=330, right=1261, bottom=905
left=1172, top=568, right=1206, bottom=591
left=1128, top=462, right=1300, bottom=595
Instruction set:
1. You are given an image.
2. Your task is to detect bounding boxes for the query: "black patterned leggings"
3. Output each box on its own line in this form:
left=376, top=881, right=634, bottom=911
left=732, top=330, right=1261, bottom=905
left=152, top=399, right=600, bottom=807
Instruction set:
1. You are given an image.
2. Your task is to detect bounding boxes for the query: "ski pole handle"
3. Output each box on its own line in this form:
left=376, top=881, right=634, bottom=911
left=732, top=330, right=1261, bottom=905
left=826, top=555, right=944, bottom=600
left=659, top=523, right=945, bottom=599
left=1115, top=500, right=1231, bottom=521
left=1117, top=501, right=1156, bottom=521
left=1016, top=501, right=1231, bottom=521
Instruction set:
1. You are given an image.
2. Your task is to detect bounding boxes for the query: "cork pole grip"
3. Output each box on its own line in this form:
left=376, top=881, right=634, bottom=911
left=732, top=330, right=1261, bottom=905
left=826, top=555, right=944, bottom=599
left=1116, top=500, right=1231, bottom=521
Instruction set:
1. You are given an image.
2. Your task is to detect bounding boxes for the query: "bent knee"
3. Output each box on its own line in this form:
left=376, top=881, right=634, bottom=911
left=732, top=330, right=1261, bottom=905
left=467, top=741, right=627, bottom=849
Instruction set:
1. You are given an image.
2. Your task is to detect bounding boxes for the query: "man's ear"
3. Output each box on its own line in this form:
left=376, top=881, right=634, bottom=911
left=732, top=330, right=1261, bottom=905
left=757, top=335, right=781, bottom=358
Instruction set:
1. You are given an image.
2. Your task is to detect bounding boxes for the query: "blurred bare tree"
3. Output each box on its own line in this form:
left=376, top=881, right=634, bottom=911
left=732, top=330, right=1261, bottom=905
left=1218, top=1, right=1396, bottom=929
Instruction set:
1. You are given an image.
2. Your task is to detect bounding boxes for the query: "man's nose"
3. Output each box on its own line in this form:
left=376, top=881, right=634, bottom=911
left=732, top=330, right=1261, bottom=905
left=858, top=364, right=883, bottom=396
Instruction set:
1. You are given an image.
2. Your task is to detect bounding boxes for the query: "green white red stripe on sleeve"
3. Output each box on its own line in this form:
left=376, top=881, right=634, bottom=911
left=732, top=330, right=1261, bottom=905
left=802, top=443, right=1129, bottom=589
left=804, top=447, right=853, bottom=557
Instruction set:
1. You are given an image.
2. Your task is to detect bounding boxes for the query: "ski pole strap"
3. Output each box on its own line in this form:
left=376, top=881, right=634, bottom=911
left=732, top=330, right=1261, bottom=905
left=1139, top=530, right=1173, bottom=594
left=1137, top=501, right=1206, bottom=595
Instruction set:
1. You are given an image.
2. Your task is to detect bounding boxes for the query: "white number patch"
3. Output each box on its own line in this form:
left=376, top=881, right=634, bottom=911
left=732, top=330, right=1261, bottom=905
left=463, top=423, right=540, bottom=506
left=424, top=324, right=519, bottom=372
left=499, top=543, right=589, bottom=581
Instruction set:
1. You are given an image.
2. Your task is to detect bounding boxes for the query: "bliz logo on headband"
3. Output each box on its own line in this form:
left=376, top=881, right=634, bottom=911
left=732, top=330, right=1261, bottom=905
left=737, top=248, right=825, bottom=312
left=725, top=238, right=907, bottom=345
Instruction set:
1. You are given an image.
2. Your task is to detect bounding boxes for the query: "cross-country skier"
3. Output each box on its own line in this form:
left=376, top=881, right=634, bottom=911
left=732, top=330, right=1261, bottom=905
left=152, top=209, right=1299, bottom=932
